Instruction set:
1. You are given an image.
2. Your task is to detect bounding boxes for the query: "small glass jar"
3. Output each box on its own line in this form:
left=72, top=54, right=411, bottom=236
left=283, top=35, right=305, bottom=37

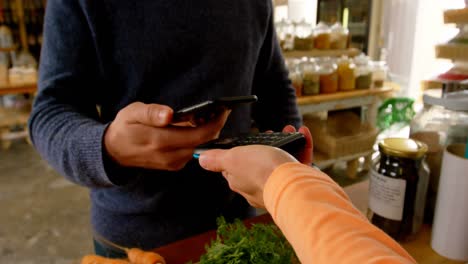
left=330, top=22, right=349, bottom=49
left=410, top=90, right=468, bottom=223
left=318, top=58, right=338, bottom=94
left=337, top=56, right=356, bottom=91
left=354, top=54, right=372, bottom=89
left=370, top=61, right=388, bottom=89
left=276, top=19, right=295, bottom=51
left=368, top=138, right=430, bottom=242
left=294, top=19, right=314, bottom=51
left=314, top=22, right=331, bottom=50
left=286, top=58, right=303, bottom=97
left=301, top=59, right=320, bottom=95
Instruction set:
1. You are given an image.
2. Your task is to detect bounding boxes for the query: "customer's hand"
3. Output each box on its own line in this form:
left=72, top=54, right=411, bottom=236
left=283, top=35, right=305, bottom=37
left=199, top=145, right=298, bottom=208
left=104, top=102, right=230, bottom=171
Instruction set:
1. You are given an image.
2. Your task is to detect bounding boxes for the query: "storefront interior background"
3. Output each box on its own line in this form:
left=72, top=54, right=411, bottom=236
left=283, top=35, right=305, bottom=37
left=275, top=0, right=466, bottom=100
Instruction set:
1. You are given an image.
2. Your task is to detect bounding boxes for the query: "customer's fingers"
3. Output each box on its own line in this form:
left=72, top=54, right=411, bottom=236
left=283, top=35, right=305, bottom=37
left=298, top=126, right=314, bottom=164
left=198, top=149, right=228, bottom=172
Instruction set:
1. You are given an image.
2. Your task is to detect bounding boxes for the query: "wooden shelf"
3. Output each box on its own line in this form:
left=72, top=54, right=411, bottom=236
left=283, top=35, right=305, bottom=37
left=0, top=46, right=17, bottom=52
left=297, top=86, right=394, bottom=105
left=444, top=8, right=468, bottom=24
left=314, top=150, right=373, bottom=169
left=283, top=48, right=361, bottom=58
left=436, top=44, right=468, bottom=61
left=0, top=83, right=37, bottom=96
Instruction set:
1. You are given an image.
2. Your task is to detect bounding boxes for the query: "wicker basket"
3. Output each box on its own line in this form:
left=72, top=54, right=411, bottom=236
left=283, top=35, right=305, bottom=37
left=304, top=112, right=378, bottom=158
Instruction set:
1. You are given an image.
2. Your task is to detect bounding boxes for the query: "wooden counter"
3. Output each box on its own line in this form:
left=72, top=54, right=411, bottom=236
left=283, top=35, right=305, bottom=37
left=153, top=181, right=463, bottom=264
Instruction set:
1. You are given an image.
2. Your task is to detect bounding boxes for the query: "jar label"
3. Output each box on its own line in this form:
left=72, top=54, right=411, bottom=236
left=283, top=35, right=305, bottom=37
left=369, top=170, right=406, bottom=221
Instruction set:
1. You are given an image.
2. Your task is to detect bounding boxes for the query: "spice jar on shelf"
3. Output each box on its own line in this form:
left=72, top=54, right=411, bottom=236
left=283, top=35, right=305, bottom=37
left=330, top=22, right=349, bottom=50
left=410, top=89, right=468, bottom=224
left=286, top=58, right=303, bottom=97
left=370, top=61, right=388, bottom=88
left=294, top=19, right=314, bottom=51
left=318, top=57, right=338, bottom=94
left=368, top=138, right=430, bottom=242
left=354, top=54, right=372, bottom=89
left=276, top=19, right=295, bottom=51
left=301, top=59, right=320, bottom=95
left=314, top=22, right=331, bottom=50
left=337, top=56, right=356, bottom=91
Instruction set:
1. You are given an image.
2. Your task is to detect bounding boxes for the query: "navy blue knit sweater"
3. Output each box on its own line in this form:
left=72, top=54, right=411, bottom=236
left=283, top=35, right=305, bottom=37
left=29, top=0, right=301, bottom=249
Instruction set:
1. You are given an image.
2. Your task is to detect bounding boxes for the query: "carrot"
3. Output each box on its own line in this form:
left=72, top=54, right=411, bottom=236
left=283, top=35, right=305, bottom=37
left=81, top=255, right=131, bottom=264
left=127, top=248, right=166, bottom=264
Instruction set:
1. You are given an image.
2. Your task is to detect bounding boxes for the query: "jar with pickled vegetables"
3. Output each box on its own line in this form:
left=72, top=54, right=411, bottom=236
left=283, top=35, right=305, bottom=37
left=318, top=58, right=338, bottom=94
left=330, top=22, right=349, bottom=50
left=301, top=59, right=320, bottom=95
left=370, top=61, right=388, bottom=88
left=286, top=58, right=303, bottom=97
left=314, top=22, right=331, bottom=50
left=354, top=54, right=372, bottom=89
left=294, top=19, right=314, bottom=51
left=337, top=56, right=355, bottom=91
left=276, top=19, right=295, bottom=51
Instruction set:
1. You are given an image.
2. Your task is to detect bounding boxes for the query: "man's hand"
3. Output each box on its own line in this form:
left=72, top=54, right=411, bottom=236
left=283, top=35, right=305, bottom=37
left=281, top=125, right=313, bottom=165
left=104, top=102, right=230, bottom=171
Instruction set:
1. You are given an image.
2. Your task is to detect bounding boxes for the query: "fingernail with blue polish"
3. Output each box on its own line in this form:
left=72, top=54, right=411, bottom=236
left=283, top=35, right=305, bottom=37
left=193, top=153, right=200, bottom=159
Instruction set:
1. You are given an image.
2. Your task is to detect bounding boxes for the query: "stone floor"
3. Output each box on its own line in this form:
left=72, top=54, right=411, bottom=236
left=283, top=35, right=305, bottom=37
left=0, top=141, right=368, bottom=264
left=0, top=142, right=92, bottom=264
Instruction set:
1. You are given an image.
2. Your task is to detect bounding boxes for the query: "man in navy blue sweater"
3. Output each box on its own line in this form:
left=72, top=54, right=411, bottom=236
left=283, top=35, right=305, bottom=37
left=29, top=0, right=301, bottom=253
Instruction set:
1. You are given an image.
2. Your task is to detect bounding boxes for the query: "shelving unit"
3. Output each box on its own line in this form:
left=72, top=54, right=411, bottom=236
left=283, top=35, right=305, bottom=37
left=283, top=48, right=361, bottom=58
left=443, top=8, right=468, bottom=24
left=0, top=83, right=36, bottom=96
left=435, top=44, right=468, bottom=61
left=297, top=84, right=396, bottom=177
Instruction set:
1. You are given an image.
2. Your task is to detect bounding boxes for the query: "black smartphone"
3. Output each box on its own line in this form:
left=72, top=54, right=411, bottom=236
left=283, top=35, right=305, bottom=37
left=171, top=95, right=258, bottom=127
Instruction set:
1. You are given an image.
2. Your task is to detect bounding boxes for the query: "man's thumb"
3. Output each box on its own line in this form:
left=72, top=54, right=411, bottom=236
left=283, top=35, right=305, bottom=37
left=125, top=102, right=173, bottom=127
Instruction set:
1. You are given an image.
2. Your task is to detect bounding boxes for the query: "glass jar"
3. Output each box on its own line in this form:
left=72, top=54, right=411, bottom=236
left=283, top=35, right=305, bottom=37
left=0, top=25, right=13, bottom=86
left=294, top=19, right=314, bottom=51
left=330, top=22, right=349, bottom=50
left=276, top=19, right=295, bottom=51
left=368, top=138, right=430, bottom=242
left=337, top=56, right=356, bottom=91
left=301, top=59, right=320, bottom=95
left=370, top=61, right=388, bottom=89
left=317, top=58, right=338, bottom=94
left=410, top=90, right=468, bottom=223
left=354, top=54, right=372, bottom=89
left=286, top=58, right=303, bottom=97
left=314, top=22, right=331, bottom=50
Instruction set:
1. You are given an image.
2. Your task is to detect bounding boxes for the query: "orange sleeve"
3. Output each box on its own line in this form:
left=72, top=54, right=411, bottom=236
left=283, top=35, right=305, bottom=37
left=263, top=162, right=416, bottom=264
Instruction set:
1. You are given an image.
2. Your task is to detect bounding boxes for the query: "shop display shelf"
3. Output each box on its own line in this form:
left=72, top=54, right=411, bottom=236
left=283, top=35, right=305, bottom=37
left=435, top=44, right=468, bottom=61
left=0, top=83, right=37, bottom=96
left=444, top=8, right=468, bottom=24
left=283, top=48, right=361, bottom=58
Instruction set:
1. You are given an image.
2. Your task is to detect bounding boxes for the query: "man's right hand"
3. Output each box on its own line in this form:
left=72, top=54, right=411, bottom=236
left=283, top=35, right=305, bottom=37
left=104, top=102, right=230, bottom=171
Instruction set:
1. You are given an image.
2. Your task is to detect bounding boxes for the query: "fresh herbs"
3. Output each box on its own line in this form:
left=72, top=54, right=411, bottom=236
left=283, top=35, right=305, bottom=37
left=196, top=217, right=298, bottom=264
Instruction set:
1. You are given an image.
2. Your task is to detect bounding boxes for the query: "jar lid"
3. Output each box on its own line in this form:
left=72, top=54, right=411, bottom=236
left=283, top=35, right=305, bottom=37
left=379, top=138, right=428, bottom=159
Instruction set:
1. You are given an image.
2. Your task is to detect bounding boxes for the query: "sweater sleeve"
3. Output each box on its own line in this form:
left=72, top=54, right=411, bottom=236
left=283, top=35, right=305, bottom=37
left=251, top=2, right=301, bottom=132
left=263, top=163, right=416, bottom=264
left=28, top=0, right=125, bottom=188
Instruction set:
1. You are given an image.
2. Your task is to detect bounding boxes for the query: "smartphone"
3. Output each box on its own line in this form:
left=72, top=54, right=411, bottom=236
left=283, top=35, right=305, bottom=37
left=171, top=95, right=258, bottom=127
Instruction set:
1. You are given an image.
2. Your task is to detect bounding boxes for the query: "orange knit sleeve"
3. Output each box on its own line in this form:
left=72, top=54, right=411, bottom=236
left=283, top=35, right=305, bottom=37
left=263, top=162, right=416, bottom=264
